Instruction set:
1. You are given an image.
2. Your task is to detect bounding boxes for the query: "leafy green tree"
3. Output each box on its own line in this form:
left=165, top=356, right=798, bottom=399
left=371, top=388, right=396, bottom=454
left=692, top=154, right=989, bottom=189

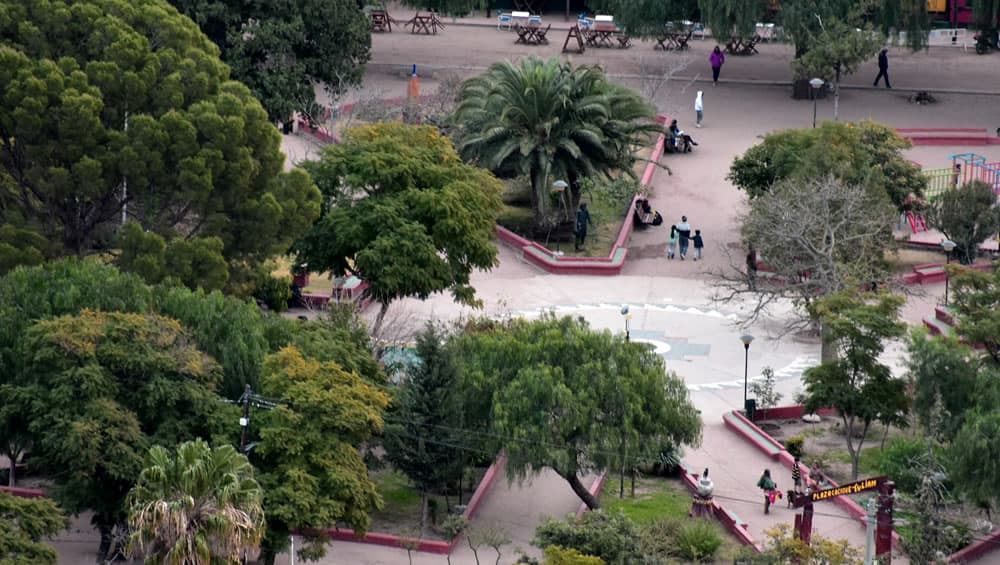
left=949, top=264, right=1000, bottom=365
left=802, top=291, right=909, bottom=479
left=927, top=181, right=1000, bottom=265
left=451, top=57, right=658, bottom=225
left=383, top=323, right=464, bottom=537
left=697, top=0, right=769, bottom=42
left=774, top=0, right=928, bottom=56
left=534, top=511, right=643, bottom=565
left=254, top=346, right=390, bottom=564
left=399, top=0, right=483, bottom=16
left=264, top=310, right=385, bottom=385
left=295, top=123, right=502, bottom=335
left=170, top=0, right=371, bottom=123
left=728, top=121, right=924, bottom=209
left=127, top=440, right=264, bottom=564
left=0, top=225, right=46, bottom=276
left=543, top=546, right=606, bottom=565
left=0, top=0, right=321, bottom=279
left=793, top=20, right=883, bottom=120
left=905, top=330, right=981, bottom=442
left=0, top=490, right=67, bottom=565
left=586, top=0, right=699, bottom=38
left=21, top=310, right=227, bottom=561
left=118, top=223, right=230, bottom=291
left=454, top=315, right=702, bottom=509
left=951, top=409, right=1000, bottom=511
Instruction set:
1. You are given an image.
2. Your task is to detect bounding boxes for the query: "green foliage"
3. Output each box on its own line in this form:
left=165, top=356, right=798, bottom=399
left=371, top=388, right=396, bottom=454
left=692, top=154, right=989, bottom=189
left=793, top=19, right=883, bottom=118
left=927, top=181, right=1000, bottom=265
left=398, top=0, right=483, bottom=16
left=0, top=490, right=66, bottom=565
left=759, top=524, right=863, bottom=564
left=951, top=409, right=1000, bottom=508
left=118, top=222, right=231, bottom=291
left=126, top=440, right=265, bottom=564
left=0, top=225, right=46, bottom=276
left=784, top=435, right=805, bottom=458
left=453, top=315, right=702, bottom=509
left=749, top=366, right=782, bottom=411
left=296, top=123, right=502, bottom=316
left=586, top=0, right=699, bottom=38
left=698, top=0, right=769, bottom=41
left=905, top=329, right=980, bottom=442
left=170, top=0, right=371, bottom=122
left=803, top=291, right=908, bottom=479
left=451, top=57, right=657, bottom=224
left=0, top=0, right=321, bottom=270
left=873, top=437, right=933, bottom=494
left=728, top=121, right=924, bottom=209
left=383, top=323, right=464, bottom=532
left=254, top=346, right=390, bottom=562
left=20, top=310, right=227, bottom=560
left=673, top=519, right=724, bottom=562
left=254, top=273, right=292, bottom=313
left=534, top=511, right=644, bottom=565
left=949, top=264, right=1000, bottom=365
left=542, top=545, right=606, bottom=565
left=602, top=479, right=690, bottom=525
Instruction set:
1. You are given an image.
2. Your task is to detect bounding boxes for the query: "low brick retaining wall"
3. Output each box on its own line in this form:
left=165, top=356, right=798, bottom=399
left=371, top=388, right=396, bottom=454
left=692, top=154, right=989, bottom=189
left=325, top=453, right=507, bottom=555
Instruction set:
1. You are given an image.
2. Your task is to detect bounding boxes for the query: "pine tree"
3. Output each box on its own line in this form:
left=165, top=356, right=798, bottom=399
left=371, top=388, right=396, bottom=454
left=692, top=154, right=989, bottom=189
left=383, top=323, right=464, bottom=536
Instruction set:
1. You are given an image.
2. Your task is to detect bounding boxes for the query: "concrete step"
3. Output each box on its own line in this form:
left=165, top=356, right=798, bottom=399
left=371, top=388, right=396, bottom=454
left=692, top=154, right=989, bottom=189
left=923, top=315, right=954, bottom=337
left=935, top=305, right=956, bottom=326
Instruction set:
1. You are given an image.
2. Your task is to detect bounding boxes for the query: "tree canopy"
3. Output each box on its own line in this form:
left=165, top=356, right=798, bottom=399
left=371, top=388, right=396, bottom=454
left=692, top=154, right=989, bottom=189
left=0, top=0, right=321, bottom=287
left=169, top=0, right=371, bottom=123
left=802, top=291, right=908, bottom=479
left=21, top=310, right=228, bottom=561
left=698, top=0, right=770, bottom=41
left=792, top=20, right=883, bottom=120
left=253, top=346, right=389, bottom=564
left=587, top=0, right=699, bottom=38
left=126, top=440, right=265, bottom=564
left=453, top=315, right=702, bottom=510
left=927, top=180, right=1000, bottom=265
left=0, top=491, right=66, bottom=565
left=949, top=264, right=1000, bottom=365
left=295, top=122, right=502, bottom=332
left=451, top=57, right=658, bottom=226
left=728, top=121, right=924, bottom=209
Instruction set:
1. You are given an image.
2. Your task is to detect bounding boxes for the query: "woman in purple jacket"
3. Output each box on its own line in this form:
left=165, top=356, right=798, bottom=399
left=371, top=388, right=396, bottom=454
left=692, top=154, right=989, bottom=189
left=710, top=46, right=725, bottom=85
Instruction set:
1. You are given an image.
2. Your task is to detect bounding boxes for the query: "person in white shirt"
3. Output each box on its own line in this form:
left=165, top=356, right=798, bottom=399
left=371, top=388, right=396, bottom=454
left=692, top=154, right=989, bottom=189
left=695, top=91, right=704, bottom=128
left=676, top=216, right=692, bottom=259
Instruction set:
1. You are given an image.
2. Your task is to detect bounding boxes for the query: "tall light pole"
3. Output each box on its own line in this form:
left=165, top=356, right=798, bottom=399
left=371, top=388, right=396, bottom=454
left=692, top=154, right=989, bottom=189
left=741, top=334, right=754, bottom=414
left=620, top=305, right=631, bottom=342
left=942, top=239, right=956, bottom=305
left=809, top=78, right=824, bottom=128
left=551, top=180, right=569, bottom=256
left=618, top=305, right=632, bottom=498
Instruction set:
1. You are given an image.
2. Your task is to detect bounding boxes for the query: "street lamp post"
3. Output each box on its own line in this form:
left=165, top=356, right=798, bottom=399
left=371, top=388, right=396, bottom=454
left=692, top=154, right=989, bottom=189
left=942, top=239, right=957, bottom=305
left=552, top=180, right=569, bottom=256
left=809, top=78, right=824, bottom=128
left=618, top=305, right=632, bottom=497
left=621, top=305, right=631, bottom=342
left=740, top=334, right=754, bottom=414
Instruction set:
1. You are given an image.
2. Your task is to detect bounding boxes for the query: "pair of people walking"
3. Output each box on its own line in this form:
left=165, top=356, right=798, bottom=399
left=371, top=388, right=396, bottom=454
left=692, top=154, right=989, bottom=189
left=666, top=216, right=704, bottom=261
left=757, top=459, right=806, bottom=514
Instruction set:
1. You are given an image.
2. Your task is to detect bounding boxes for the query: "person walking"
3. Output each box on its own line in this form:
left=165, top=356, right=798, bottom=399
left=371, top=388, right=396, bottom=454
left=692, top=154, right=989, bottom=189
left=666, top=225, right=678, bottom=259
left=873, top=48, right=891, bottom=88
left=676, top=216, right=692, bottom=260
left=574, top=202, right=592, bottom=251
left=695, top=91, right=704, bottom=128
left=692, top=229, right=704, bottom=260
left=757, top=469, right=778, bottom=514
left=710, top=46, right=725, bottom=86
left=788, top=456, right=803, bottom=507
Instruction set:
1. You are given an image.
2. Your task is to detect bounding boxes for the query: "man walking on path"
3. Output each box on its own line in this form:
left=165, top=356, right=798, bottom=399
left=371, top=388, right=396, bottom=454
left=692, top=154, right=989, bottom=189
left=710, top=46, right=725, bottom=85
left=676, top=216, right=692, bottom=260
left=695, top=91, right=704, bottom=127
left=873, top=48, right=891, bottom=88
left=574, top=202, right=592, bottom=251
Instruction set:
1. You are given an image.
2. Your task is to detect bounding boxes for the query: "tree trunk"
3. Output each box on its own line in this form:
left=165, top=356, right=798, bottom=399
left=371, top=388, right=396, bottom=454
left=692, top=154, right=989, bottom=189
left=7, top=454, right=15, bottom=487
left=419, top=492, right=428, bottom=538
left=820, top=322, right=837, bottom=364
left=370, top=301, right=391, bottom=342
left=96, top=523, right=118, bottom=564
left=833, top=66, right=841, bottom=121
left=843, top=416, right=860, bottom=481
left=530, top=162, right=551, bottom=227
left=560, top=470, right=601, bottom=509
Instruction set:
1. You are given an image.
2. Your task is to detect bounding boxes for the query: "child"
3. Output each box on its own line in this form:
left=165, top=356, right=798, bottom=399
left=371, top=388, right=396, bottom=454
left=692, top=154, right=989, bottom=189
left=789, top=456, right=802, bottom=507
left=757, top=469, right=778, bottom=514
left=695, top=91, right=704, bottom=127
left=666, top=225, right=678, bottom=259
left=692, top=229, right=704, bottom=260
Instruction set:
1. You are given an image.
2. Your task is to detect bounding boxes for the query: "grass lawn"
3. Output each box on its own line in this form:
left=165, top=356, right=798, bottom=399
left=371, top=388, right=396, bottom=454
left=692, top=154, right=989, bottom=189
left=367, top=467, right=489, bottom=540
left=600, top=476, right=692, bottom=525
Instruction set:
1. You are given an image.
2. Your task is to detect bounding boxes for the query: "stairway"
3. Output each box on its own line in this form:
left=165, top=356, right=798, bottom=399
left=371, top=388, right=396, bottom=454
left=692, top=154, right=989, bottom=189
left=922, top=305, right=955, bottom=337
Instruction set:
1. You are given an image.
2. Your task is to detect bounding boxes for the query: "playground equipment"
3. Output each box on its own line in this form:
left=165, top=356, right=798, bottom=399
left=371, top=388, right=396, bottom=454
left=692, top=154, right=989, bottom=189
left=922, top=153, right=1000, bottom=200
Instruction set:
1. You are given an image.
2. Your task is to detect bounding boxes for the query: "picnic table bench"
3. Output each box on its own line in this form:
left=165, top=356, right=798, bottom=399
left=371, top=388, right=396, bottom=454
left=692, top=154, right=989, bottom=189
left=406, top=12, right=445, bottom=35
left=369, top=9, right=396, bottom=32
left=585, top=23, right=630, bottom=49
left=514, top=22, right=551, bottom=45
left=725, top=35, right=761, bottom=55
left=655, top=29, right=692, bottom=51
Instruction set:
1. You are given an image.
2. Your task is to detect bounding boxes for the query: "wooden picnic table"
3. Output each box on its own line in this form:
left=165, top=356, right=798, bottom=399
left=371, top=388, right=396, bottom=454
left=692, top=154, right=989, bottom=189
left=405, top=12, right=445, bottom=35
left=655, top=29, right=692, bottom=51
left=369, top=9, right=396, bottom=33
left=514, top=22, right=551, bottom=45
left=585, top=23, right=629, bottom=49
left=725, top=34, right=761, bottom=55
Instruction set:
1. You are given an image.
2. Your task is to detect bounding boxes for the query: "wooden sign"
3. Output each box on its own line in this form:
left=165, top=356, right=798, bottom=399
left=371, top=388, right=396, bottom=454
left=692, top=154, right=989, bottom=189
left=809, top=476, right=885, bottom=502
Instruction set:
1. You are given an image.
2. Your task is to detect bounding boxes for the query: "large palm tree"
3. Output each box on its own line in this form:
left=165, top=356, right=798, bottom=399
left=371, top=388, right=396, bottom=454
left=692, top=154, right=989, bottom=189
left=451, top=57, right=658, bottom=226
left=126, top=440, right=265, bottom=565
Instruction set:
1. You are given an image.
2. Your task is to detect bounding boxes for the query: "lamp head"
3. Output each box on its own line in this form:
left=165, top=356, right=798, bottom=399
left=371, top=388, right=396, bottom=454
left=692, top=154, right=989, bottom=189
left=941, top=240, right=957, bottom=251
left=552, top=180, right=569, bottom=192
left=620, top=305, right=630, bottom=316
left=809, top=78, right=824, bottom=89
left=740, top=334, right=755, bottom=347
